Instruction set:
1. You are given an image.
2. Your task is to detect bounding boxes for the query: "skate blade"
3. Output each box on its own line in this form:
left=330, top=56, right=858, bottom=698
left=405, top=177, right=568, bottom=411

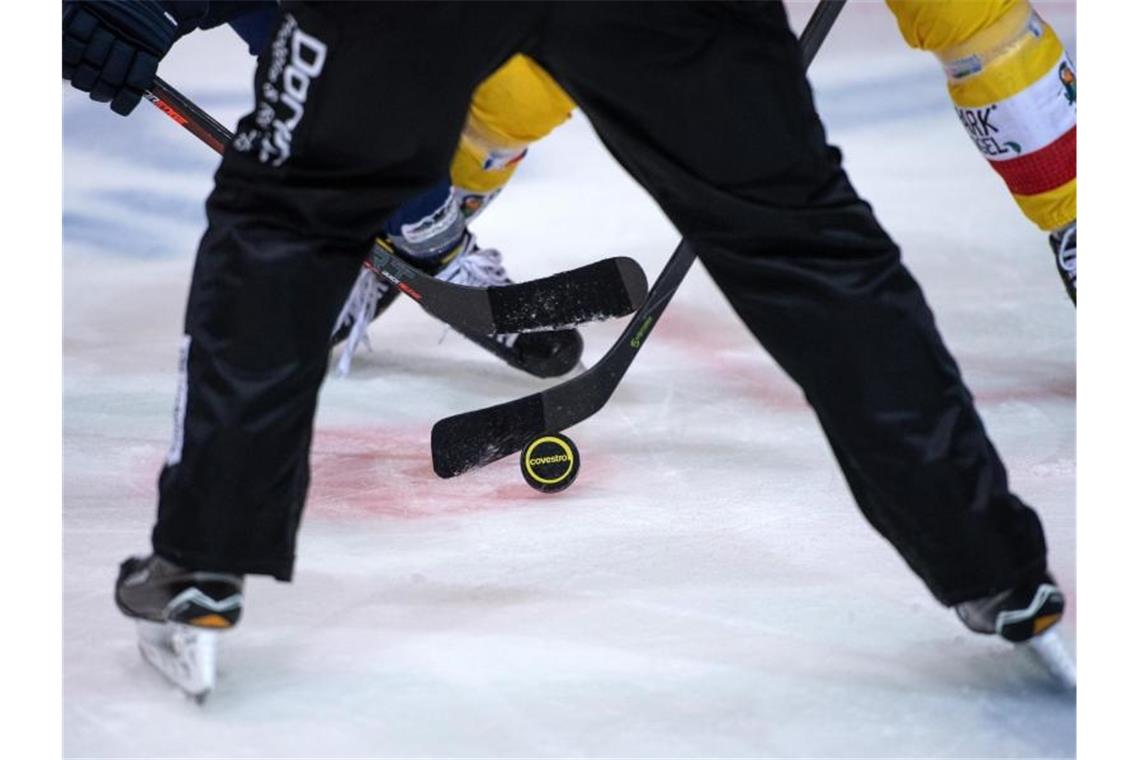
left=136, top=620, right=219, bottom=702
left=1023, top=629, right=1077, bottom=690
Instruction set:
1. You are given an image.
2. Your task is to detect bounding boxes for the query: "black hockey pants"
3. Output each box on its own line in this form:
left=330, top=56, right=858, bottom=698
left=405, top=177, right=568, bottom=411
left=152, top=1, right=1047, bottom=605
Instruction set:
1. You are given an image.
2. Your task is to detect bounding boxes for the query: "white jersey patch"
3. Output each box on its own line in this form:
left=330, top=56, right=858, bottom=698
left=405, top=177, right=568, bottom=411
left=954, top=53, right=1076, bottom=161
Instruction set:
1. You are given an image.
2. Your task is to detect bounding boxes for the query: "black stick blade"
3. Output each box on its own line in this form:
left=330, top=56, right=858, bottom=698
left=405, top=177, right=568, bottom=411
left=431, top=393, right=547, bottom=478
left=431, top=240, right=698, bottom=479
left=487, top=256, right=648, bottom=334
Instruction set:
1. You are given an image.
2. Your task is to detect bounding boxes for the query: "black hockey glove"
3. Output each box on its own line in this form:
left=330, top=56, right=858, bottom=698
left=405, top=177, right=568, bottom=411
left=62, top=0, right=190, bottom=116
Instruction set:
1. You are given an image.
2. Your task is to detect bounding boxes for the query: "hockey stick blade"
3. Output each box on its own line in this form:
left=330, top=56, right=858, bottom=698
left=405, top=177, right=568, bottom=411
left=143, top=82, right=649, bottom=336
left=431, top=1, right=846, bottom=477
left=431, top=240, right=697, bottom=477
left=366, top=241, right=647, bottom=334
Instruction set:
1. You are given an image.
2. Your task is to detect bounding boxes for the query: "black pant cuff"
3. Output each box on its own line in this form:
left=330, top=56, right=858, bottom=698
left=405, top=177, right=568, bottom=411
left=152, top=541, right=294, bottom=581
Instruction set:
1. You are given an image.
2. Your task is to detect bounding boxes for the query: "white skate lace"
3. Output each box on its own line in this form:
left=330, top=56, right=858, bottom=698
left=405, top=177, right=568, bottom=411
left=430, top=242, right=522, bottom=346
left=331, top=267, right=389, bottom=377
left=435, top=243, right=521, bottom=348
left=437, top=245, right=511, bottom=288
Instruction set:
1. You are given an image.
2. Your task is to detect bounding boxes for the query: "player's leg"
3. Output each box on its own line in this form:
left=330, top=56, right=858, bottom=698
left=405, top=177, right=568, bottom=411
left=151, top=1, right=530, bottom=575
left=885, top=0, right=1076, bottom=303
left=334, top=57, right=585, bottom=378
left=226, top=6, right=581, bottom=379
left=534, top=2, right=1058, bottom=634
left=119, top=2, right=535, bottom=695
left=333, top=177, right=584, bottom=379
left=450, top=54, right=577, bottom=218
left=427, top=55, right=582, bottom=376
left=335, top=54, right=582, bottom=377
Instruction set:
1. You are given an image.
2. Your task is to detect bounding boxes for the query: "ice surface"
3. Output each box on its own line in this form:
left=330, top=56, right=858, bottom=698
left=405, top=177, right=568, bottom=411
left=63, top=4, right=1076, bottom=757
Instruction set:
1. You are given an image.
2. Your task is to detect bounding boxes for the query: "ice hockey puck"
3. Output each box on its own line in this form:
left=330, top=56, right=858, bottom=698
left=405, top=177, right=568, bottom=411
left=520, top=433, right=580, bottom=493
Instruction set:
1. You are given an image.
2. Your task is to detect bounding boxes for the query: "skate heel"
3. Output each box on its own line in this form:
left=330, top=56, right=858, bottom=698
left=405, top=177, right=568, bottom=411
left=116, top=555, right=243, bottom=702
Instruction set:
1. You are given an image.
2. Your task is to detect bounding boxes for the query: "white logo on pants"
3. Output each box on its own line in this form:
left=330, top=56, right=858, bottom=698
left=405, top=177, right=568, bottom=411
left=165, top=335, right=192, bottom=466
left=257, top=15, right=328, bottom=167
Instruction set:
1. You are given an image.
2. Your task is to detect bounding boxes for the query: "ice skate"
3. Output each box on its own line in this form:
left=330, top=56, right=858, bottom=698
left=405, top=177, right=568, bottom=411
left=332, top=233, right=584, bottom=378
left=1049, top=221, right=1076, bottom=304
left=956, top=575, right=1075, bottom=689
left=115, top=555, right=243, bottom=702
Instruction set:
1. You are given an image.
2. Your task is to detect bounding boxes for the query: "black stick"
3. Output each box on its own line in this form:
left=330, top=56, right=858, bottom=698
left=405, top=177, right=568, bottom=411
left=800, top=0, right=847, bottom=68
left=144, top=76, right=230, bottom=155
left=141, top=78, right=647, bottom=334
left=432, top=240, right=696, bottom=477
left=430, top=0, right=847, bottom=478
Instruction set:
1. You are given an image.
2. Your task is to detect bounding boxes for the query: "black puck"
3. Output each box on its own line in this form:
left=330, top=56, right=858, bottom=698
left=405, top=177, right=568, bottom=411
left=520, top=433, right=580, bottom=493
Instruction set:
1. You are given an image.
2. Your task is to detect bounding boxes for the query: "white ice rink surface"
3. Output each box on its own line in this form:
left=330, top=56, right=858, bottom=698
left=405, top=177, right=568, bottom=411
left=63, top=3, right=1076, bottom=757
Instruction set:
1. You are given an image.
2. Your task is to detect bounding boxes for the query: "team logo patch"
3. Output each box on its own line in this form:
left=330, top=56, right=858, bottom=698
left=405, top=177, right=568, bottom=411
left=945, top=54, right=983, bottom=81
left=956, top=105, right=1024, bottom=157
left=481, top=147, right=528, bottom=172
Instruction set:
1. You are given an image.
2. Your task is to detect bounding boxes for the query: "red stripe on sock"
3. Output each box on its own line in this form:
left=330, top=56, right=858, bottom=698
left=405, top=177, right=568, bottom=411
left=989, top=127, right=1076, bottom=196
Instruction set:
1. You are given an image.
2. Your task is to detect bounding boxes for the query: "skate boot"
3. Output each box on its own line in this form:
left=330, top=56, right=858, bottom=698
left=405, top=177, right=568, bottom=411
left=1049, top=221, right=1076, bottom=305
left=115, top=554, right=243, bottom=701
left=955, top=574, right=1075, bottom=688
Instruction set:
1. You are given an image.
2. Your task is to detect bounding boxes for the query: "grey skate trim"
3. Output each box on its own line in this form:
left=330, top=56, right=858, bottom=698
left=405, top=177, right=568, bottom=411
left=126, top=555, right=242, bottom=586
left=164, top=587, right=243, bottom=621
left=995, top=583, right=1060, bottom=634
left=121, top=564, right=154, bottom=589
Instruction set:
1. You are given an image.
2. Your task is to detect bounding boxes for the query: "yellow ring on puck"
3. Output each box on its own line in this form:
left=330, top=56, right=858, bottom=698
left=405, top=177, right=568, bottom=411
left=520, top=433, right=581, bottom=494
left=524, top=435, right=576, bottom=485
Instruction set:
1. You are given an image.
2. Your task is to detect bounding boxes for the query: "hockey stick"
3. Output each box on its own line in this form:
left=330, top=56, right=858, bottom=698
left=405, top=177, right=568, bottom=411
left=432, top=239, right=696, bottom=477
left=430, top=0, right=848, bottom=478
left=145, top=77, right=230, bottom=154
left=364, top=238, right=646, bottom=335
left=142, top=77, right=648, bottom=335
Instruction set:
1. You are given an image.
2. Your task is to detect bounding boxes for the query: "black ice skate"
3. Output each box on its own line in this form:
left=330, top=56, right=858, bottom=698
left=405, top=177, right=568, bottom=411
left=955, top=575, right=1075, bottom=688
left=115, top=554, right=243, bottom=701
left=331, top=233, right=583, bottom=378
left=1049, top=221, right=1076, bottom=305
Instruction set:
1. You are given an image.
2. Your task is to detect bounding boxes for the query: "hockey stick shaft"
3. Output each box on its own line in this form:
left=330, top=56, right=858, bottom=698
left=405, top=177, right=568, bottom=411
left=143, top=78, right=647, bottom=333
left=432, top=239, right=696, bottom=476
left=430, top=0, right=847, bottom=477
left=365, top=239, right=646, bottom=335
left=145, top=0, right=845, bottom=166
left=800, top=0, right=846, bottom=68
left=145, top=76, right=230, bottom=155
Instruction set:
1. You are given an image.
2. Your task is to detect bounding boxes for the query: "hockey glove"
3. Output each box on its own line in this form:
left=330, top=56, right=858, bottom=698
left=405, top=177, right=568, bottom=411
left=62, top=0, right=191, bottom=116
